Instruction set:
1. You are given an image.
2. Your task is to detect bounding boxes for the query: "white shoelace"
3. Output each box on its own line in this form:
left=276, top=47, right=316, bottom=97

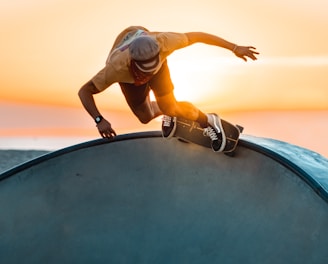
left=162, top=115, right=172, bottom=127
left=203, top=127, right=219, bottom=140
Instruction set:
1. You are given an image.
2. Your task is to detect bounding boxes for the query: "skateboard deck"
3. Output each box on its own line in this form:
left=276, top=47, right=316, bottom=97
left=173, top=117, right=243, bottom=155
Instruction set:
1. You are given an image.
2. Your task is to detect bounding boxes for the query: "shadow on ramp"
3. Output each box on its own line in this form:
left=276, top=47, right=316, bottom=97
left=1, top=132, right=328, bottom=263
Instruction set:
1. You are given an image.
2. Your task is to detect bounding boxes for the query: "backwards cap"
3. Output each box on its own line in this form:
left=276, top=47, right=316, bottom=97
left=129, top=35, right=161, bottom=73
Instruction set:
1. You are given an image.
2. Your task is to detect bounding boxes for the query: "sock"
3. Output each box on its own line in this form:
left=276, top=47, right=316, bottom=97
left=196, top=111, right=208, bottom=128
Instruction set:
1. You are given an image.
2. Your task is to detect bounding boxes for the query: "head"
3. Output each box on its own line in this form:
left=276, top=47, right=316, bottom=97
left=129, top=35, right=161, bottom=74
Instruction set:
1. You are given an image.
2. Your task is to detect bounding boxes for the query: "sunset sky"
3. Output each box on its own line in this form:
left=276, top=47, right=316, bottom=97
left=1, top=0, right=327, bottom=156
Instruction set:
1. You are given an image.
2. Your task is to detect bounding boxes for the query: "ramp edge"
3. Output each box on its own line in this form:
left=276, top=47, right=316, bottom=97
left=239, top=136, right=328, bottom=203
left=1, top=131, right=327, bottom=203
left=0, top=131, right=161, bottom=181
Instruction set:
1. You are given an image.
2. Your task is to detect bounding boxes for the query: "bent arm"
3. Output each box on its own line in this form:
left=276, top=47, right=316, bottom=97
left=78, top=80, right=117, bottom=138
left=78, top=80, right=103, bottom=120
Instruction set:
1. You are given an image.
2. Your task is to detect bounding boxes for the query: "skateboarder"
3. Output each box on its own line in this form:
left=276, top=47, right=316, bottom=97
left=78, top=26, right=259, bottom=152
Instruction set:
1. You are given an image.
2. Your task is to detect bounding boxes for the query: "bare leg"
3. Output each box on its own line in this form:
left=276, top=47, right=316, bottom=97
left=156, top=92, right=204, bottom=123
left=130, top=95, right=163, bottom=124
left=120, top=82, right=163, bottom=124
left=150, top=101, right=163, bottom=118
left=157, top=91, right=226, bottom=152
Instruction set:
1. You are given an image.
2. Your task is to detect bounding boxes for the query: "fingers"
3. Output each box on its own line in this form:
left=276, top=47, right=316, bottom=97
left=101, top=127, right=117, bottom=138
left=240, top=46, right=259, bottom=61
left=97, top=120, right=117, bottom=139
left=249, top=46, right=258, bottom=52
left=248, top=53, right=258, bottom=60
left=248, top=46, right=260, bottom=59
left=100, top=129, right=116, bottom=139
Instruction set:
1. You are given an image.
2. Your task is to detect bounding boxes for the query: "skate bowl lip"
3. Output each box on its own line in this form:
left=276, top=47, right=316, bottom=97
left=1, top=131, right=327, bottom=203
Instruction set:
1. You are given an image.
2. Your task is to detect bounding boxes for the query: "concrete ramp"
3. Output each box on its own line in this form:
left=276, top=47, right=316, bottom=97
left=1, top=132, right=328, bottom=263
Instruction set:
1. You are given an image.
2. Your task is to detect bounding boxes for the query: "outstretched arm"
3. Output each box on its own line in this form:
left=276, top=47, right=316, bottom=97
left=185, top=32, right=259, bottom=61
left=78, top=80, right=117, bottom=138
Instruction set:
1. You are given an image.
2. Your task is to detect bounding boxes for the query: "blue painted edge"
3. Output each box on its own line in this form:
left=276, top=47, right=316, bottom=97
left=239, top=135, right=328, bottom=203
left=1, top=131, right=327, bottom=203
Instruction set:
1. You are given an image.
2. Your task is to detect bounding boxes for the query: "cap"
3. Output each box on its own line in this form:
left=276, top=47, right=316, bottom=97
left=129, top=36, right=161, bottom=73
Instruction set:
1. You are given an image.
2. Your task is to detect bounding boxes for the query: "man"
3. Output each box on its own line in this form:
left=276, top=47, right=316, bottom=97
left=78, top=26, right=259, bottom=152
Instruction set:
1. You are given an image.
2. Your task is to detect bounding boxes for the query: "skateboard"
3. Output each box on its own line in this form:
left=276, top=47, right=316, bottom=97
left=173, top=117, right=243, bottom=156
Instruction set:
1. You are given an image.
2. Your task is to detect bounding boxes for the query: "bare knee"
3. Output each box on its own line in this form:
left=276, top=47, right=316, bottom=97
left=160, top=101, right=198, bottom=120
left=134, top=110, right=153, bottom=124
left=136, top=106, right=159, bottom=123
left=131, top=100, right=158, bottom=124
left=156, top=92, right=199, bottom=119
left=137, top=115, right=152, bottom=124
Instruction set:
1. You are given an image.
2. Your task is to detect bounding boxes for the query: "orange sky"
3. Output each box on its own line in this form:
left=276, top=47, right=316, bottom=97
left=1, top=0, right=327, bottom=110
left=0, top=0, right=328, bottom=156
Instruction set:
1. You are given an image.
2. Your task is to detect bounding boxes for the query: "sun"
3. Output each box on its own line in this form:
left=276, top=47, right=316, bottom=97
left=151, top=45, right=243, bottom=112
left=166, top=48, right=228, bottom=105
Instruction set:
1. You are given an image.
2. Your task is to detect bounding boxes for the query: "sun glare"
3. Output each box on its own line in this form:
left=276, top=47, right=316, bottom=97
left=167, top=50, right=230, bottom=104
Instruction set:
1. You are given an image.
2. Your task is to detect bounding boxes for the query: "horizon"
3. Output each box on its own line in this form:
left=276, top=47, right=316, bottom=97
left=1, top=101, right=327, bottom=158
left=1, top=0, right=327, bottom=157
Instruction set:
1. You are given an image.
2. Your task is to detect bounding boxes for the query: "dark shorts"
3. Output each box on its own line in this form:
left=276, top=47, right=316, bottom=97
left=119, top=61, right=173, bottom=108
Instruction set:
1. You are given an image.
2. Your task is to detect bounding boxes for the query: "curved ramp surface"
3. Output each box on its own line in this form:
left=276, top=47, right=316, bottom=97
left=1, top=132, right=328, bottom=264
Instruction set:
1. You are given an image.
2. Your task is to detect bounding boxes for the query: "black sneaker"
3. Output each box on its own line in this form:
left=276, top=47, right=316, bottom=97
left=162, top=115, right=177, bottom=139
left=203, top=113, right=226, bottom=152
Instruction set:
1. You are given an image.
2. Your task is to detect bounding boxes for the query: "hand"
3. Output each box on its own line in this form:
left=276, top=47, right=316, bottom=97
left=233, top=46, right=259, bottom=62
left=97, top=118, right=117, bottom=139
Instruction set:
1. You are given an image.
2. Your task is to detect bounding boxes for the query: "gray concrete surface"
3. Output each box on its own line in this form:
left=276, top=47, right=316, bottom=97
left=0, top=150, right=49, bottom=173
left=0, top=133, right=327, bottom=263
